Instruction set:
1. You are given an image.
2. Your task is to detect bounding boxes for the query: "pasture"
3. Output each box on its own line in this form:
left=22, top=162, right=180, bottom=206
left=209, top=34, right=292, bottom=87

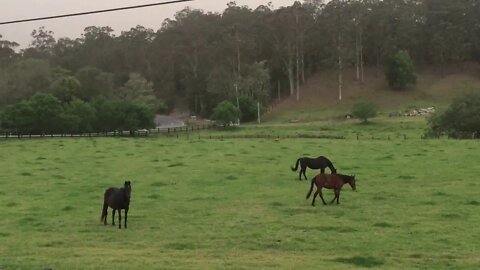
left=0, top=129, right=479, bottom=269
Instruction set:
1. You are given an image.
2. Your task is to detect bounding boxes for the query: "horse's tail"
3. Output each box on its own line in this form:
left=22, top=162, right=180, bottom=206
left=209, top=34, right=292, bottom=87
left=291, top=158, right=301, bottom=171
left=306, top=176, right=316, bottom=199
left=100, top=200, right=108, bottom=222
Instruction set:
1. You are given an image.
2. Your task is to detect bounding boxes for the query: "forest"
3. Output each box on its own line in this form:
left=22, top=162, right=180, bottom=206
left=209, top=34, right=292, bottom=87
left=0, top=0, right=479, bottom=133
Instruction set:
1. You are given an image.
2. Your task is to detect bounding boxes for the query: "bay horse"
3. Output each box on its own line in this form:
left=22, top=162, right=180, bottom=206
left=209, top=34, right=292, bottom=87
left=306, top=174, right=356, bottom=206
left=291, top=156, right=337, bottom=180
left=100, top=181, right=131, bottom=229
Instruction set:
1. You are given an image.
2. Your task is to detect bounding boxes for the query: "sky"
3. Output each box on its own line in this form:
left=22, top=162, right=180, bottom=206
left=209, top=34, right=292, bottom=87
left=0, top=0, right=298, bottom=49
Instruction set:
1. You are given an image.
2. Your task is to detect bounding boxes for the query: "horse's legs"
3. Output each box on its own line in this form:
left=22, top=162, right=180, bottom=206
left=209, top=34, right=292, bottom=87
left=301, top=165, right=308, bottom=180
left=320, top=167, right=325, bottom=174
left=311, top=190, right=319, bottom=206
left=124, top=208, right=128, bottom=229
left=118, top=209, right=122, bottom=229
left=112, top=209, right=116, bottom=226
left=319, top=188, right=327, bottom=205
left=300, top=163, right=308, bottom=180
left=103, top=209, right=108, bottom=225
left=330, top=189, right=339, bottom=204
left=336, top=190, right=340, bottom=204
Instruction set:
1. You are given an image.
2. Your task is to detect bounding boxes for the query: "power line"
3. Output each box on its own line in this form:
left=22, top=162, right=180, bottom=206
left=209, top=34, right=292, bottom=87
left=0, top=0, right=193, bottom=25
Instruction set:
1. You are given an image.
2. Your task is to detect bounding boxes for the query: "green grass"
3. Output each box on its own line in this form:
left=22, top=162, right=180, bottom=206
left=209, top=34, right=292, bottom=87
left=0, top=121, right=479, bottom=269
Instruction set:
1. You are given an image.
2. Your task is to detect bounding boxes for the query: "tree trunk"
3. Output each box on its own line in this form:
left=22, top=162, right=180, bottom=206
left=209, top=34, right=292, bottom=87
left=295, top=12, right=300, bottom=101
left=284, top=46, right=295, bottom=97
left=356, top=30, right=360, bottom=81
left=296, top=40, right=300, bottom=101
left=360, top=30, right=364, bottom=83
left=236, top=32, right=241, bottom=75
left=338, top=55, right=343, bottom=101
left=301, top=36, right=305, bottom=84
left=277, top=80, right=281, bottom=101
left=288, top=63, right=295, bottom=97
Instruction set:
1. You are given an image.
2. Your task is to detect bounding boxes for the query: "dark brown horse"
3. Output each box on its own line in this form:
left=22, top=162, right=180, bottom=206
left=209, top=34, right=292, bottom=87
left=101, top=181, right=131, bottom=229
left=306, top=174, right=355, bottom=206
left=291, top=156, right=337, bottom=180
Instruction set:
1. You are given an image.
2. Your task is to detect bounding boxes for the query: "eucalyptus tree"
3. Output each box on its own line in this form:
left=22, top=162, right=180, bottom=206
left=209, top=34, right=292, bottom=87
left=319, top=0, right=354, bottom=101
left=0, top=34, right=19, bottom=68
left=74, top=66, right=114, bottom=101
left=267, top=6, right=298, bottom=99
left=422, top=0, right=471, bottom=76
left=169, top=8, right=222, bottom=115
left=22, top=27, right=56, bottom=59
left=118, top=26, right=155, bottom=80
left=1, top=58, right=52, bottom=104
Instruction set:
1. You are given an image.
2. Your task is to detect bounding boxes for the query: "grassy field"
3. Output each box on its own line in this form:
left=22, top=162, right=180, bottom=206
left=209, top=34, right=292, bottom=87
left=1, top=119, right=479, bottom=270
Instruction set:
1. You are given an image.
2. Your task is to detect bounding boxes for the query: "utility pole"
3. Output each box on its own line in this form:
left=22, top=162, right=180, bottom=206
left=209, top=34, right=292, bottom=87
left=257, top=102, right=261, bottom=124
left=235, top=83, right=240, bottom=125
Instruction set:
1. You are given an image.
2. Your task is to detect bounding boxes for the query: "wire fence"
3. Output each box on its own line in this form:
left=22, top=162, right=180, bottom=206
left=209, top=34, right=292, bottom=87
left=0, top=124, right=215, bottom=140
left=0, top=125, right=477, bottom=141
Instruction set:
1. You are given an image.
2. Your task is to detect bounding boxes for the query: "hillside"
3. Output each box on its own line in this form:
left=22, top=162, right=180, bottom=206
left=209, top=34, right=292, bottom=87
left=263, top=63, right=480, bottom=123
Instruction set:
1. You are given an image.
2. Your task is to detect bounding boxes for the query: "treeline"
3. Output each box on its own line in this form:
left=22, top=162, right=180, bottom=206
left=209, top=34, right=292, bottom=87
left=0, top=93, right=154, bottom=134
left=1, top=0, right=480, bottom=119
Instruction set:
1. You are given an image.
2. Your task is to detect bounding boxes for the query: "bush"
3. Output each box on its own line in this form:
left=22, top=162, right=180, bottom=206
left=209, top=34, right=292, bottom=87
left=352, top=102, right=378, bottom=123
left=0, top=101, right=35, bottom=133
left=211, top=100, right=240, bottom=127
left=0, top=95, right=155, bottom=134
left=385, top=50, right=417, bottom=90
left=238, top=96, right=257, bottom=122
left=61, top=98, right=96, bottom=133
left=426, top=92, right=480, bottom=138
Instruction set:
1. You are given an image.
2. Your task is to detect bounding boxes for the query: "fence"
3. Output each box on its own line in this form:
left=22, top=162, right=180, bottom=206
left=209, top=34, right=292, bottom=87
left=0, top=126, right=477, bottom=141
left=0, top=124, right=215, bottom=140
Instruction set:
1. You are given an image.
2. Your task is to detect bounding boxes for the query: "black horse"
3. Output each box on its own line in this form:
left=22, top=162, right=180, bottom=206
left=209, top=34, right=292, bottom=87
left=291, top=156, right=337, bottom=180
left=101, top=181, right=131, bottom=229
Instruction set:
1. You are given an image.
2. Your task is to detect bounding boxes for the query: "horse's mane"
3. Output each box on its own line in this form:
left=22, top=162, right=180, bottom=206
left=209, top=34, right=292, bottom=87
left=335, top=173, right=354, bottom=182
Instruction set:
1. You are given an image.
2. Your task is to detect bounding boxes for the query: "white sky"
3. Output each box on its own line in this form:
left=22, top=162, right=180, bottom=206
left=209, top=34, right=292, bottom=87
left=0, top=0, right=298, bottom=48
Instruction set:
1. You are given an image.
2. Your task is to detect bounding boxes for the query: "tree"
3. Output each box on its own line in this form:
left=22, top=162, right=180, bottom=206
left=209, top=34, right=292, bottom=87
left=385, top=50, right=416, bottom=90
left=351, top=101, right=378, bottom=123
left=49, top=74, right=81, bottom=103
left=28, top=93, right=64, bottom=134
left=1, top=59, right=52, bottom=105
left=0, top=101, right=35, bottom=133
left=90, top=97, right=155, bottom=132
left=23, top=27, right=56, bottom=59
left=427, top=92, right=480, bottom=138
left=238, top=96, right=257, bottom=122
left=211, top=100, right=240, bottom=127
left=118, top=73, right=166, bottom=112
left=74, top=66, right=114, bottom=100
left=0, top=34, right=19, bottom=68
left=119, top=102, right=155, bottom=132
left=61, top=98, right=96, bottom=133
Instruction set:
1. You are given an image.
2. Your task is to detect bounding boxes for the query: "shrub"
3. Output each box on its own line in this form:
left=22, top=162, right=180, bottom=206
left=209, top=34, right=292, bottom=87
left=211, top=100, right=240, bottom=127
left=426, top=92, right=480, bottom=138
left=238, top=96, right=257, bottom=122
left=352, top=102, right=378, bottom=123
left=385, top=50, right=417, bottom=90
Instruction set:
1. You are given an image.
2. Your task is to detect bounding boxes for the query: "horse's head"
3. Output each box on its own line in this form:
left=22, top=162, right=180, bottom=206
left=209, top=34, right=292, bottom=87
left=348, top=175, right=356, bottom=191
left=124, top=180, right=132, bottom=200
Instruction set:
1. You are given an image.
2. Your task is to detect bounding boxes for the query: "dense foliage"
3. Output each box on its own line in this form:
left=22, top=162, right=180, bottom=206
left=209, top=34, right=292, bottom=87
left=210, top=100, right=240, bottom=127
left=351, top=101, right=378, bottom=123
left=0, top=93, right=155, bottom=134
left=1, top=0, right=480, bottom=125
left=427, top=92, right=480, bottom=138
left=385, top=51, right=417, bottom=90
